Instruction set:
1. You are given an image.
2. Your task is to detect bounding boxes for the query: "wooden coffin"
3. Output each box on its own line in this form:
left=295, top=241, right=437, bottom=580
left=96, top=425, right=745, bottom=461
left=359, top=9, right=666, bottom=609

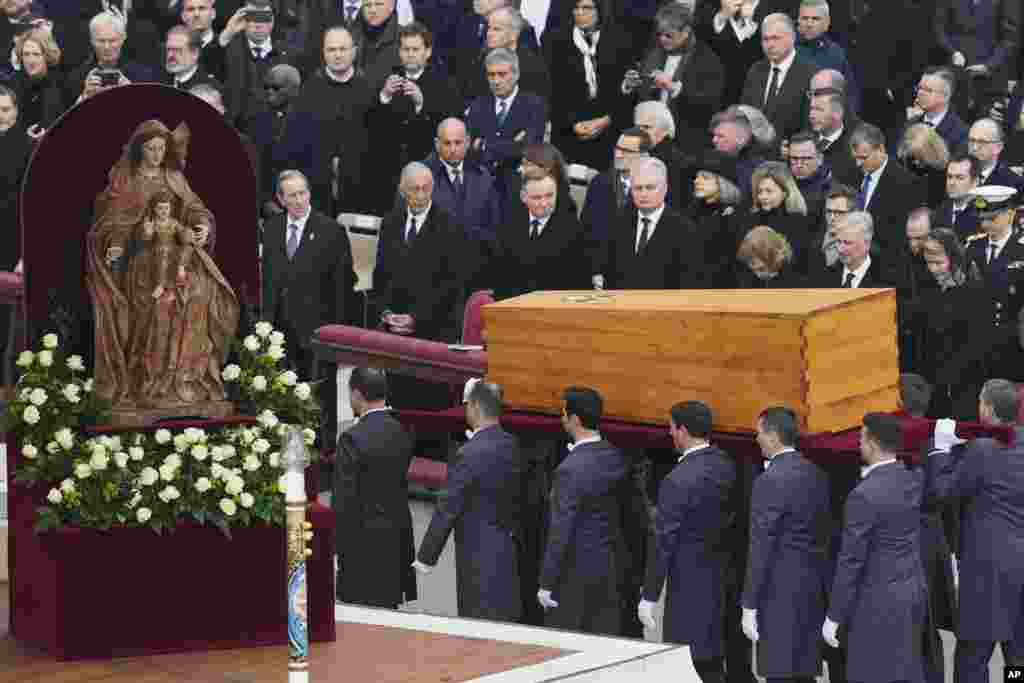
left=482, top=289, right=900, bottom=434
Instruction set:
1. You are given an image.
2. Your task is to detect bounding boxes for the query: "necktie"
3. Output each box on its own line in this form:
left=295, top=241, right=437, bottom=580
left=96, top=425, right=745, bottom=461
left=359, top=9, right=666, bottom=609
left=857, top=173, right=873, bottom=209
left=452, top=167, right=463, bottom=195
left=286, top=224, right=299, bottom=260
left=819, top=135, right=832, bottom=152
left=842, top=272, right=855, bottom=288
left=764, top=67, right=780, bottom=107
left=530, top=219, right=540, bottom=240
left=252, top=47, right=266, bottom=61
left=988, top=242, right=997, bottom=264
left=406, top=215, right=418, bottom=243
left=636, top=217, right=651, bottom=254
left=496, top=99, right=508, bottom=127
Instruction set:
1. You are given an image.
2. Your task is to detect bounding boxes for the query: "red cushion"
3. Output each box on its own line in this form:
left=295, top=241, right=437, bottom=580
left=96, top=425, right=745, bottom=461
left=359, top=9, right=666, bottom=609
left=0, top=271, right=24, bottom=302
left=314, top=325, right=486, bottom=374
left=407, top=455, right=448, bottom=489
left=461, top=289, right=495, bottom=346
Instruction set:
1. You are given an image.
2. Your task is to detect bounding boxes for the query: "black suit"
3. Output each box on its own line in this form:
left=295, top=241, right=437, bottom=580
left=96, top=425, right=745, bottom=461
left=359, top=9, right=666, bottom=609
left=935, top=198, right=981, bottom=240
left=262, top=209, right=357, bottom=443
left=860, top=159, right=927, bottom=259
left=162, top=66, right=220, bottom=91
left=373, top=204, right=464, bottom=342
left=223, top=35, right=295, bottom=131
left=740, top=55, right=817, bottom=142
left=820, top=122, right=859, bottom=186
left=813, top=259, right=896, bottom=288
left=492, top=206, right=591, bottom=301
left=457, top=46, right=551, bottom=108
left=606, top=207, right=712, bottom=290
left=334, top=409, right=417, bottom=607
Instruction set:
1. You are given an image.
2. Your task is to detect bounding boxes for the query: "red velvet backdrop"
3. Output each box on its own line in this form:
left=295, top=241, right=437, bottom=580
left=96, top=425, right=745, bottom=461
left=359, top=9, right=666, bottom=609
left=19, top=83, right=259, bottom=341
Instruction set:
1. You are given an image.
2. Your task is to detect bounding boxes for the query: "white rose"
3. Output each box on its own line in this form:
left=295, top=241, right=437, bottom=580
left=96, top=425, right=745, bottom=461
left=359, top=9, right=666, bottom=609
left=159, top=463, right=177, bottom=481
left=240, top=429, right=256, bottom=445
left=294, top=383, right=311, bottom=401
left=239, top=492, right=255, bottom=508
left=47, top=488, right=63, bottom=504
left=251, top=375, right=267, bottom=391
left=16, top=350, right=34, bottom=367
left=55, top=428, right=74, bottom=450
left=269, top=330, right=285, bottom=345
left=258, top=410, right=279, bottom=429
left=243, top=454, right=261, bottom=471
left=129, top=446, right=145, bottom=461
left=184, top=427, right=205, bottom=444
left=140, top=467, right=159, bottom=486
left=303, top=428, right=316, bottom=446
left=164, top=453, right=182, bottom=469
left=22, top=444, right=38, bottom=459
left=254, top=321, right=274, bottom=338
left=62, top=384, right=81, bottom=404
left=136, top=507, right=152, bottom=523
left=191, top=444, right=209, bottom=461
left=74, top=462, right=93, bottom=479
left=219, top=498, right=237, bottom=516
left=225, top=476, right=245, bottom=496
left=172, top=434, right=189, bottom=452
left=19, top=388, right=31, bottom=400
left=42, top=333, right=58, bottom=349
left=46, top=441, right=60, bottom=454
left=108, top=436, right=123, bottom=452
left=37, top=350, right=53, bottom=367
left=114, top=452, right=129, bottom=469
left=266, top=345, right=285, bottom=361
left=243, top=334, right=261, bottom=351
left=221, top=444, right=237, bottom=459
left=158, top=485, right=180, bottom=502
left=277, top=370, right=298, bottom=387
left=268, top=451, right=281, bottom=468
left=60, top=478, right=75, bottom=493
left=278, top=474, right=288, bottom=494
left=28, top=388, right=47, bottom=406
left=154, top=429, right=172, bottom=444
left=83, top=378, right=94, bottom=393
left=195, top=477, right=212, bottom=493
left=98, top=436, right=114, bottom=450
left=128, top=491, right=142, bottom=508
left=66, top=355, right=85, bottom=371
left=252, top=438, right=270, bottom=454
left=222, top=364, right=241, bottom=381
left=210, top=463, right=226, bottom=480
left=23, top=405, right=40, bottom=424
left=90, top=451, right=109, bottom=471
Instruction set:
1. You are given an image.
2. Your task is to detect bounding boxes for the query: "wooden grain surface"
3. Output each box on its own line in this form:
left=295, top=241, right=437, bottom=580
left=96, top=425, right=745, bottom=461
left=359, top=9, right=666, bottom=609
left=0, top=590, right=569, bottom=682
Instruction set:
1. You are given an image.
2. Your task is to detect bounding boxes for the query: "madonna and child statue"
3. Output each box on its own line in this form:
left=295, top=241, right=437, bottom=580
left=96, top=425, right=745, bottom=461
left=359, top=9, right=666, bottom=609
left=85, top=119, right=240, bottom=423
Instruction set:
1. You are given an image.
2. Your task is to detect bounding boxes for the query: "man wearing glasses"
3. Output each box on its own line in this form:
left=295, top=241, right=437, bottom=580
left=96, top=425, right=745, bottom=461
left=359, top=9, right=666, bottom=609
left=787, top=130, right=831, bottom=220
left=968, top=118, right=1024, bottom=191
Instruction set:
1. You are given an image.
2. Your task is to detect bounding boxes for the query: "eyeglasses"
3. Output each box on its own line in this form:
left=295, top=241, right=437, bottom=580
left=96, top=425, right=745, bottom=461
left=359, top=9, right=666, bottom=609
left=968, top=137, right=1000, bottom=146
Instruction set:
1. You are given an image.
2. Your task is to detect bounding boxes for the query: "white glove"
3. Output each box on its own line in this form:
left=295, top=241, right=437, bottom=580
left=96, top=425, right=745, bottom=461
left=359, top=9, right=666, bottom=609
left=741, top=608, right=759, bottom=642
left=822, top=618, right=840, bottom=648
left=411, top=560, right=433, bottom=575
left=951, top=554, right=959, bottom=592
left=934, top=419, right=966, bottom=452
left=537, top=588, right=559, bottom=610
left=592, top=274, right=605, bottom=290
left=637, top=599, right=658, bottom=630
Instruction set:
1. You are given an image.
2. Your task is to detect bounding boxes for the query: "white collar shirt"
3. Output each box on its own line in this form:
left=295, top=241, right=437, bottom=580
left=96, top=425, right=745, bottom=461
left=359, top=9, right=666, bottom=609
left=763, top=48, right=796, bottom=104
left=678, top=441, right=711, bottom=462
left=860, top=458, right=897, bottom=478
left=495, top=86, right=519, bottom=117
left=528, top=212, right=553, bottom=238
left=864, top=157, right=887, bottom=208
left=286, top=207, right=312, bottom=244
left=636, top=203, right=667, bottom=252
left=567, top=434, right=602, bottom=452
left=842, top=255, right=872, bottom=288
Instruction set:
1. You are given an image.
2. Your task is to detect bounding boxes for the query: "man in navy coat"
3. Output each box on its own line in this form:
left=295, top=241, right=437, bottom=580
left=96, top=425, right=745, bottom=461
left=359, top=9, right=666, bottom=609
left=464, top=47, right=547, bottom=202
left=639, top=400, right=738, bottom=683
left=823, top=412, right=927, bottom=683
left=741, top=406, right=831, bottom=683
left=928, top=379, right=1024, bottom=679
left=538, top=386, right=630, bottom=636
left=414, top=380, right=525, bottom=622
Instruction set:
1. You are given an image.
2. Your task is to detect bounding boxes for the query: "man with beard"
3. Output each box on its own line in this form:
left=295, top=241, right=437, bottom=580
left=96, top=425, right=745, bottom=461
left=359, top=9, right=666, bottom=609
left=163, top=26, right=219, bottom=91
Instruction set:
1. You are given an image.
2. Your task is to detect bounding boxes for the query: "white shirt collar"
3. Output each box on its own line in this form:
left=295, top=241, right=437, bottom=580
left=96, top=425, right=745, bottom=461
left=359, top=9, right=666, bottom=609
left=287, top=207, right=312, bottom=242
left=325, top=66, right=356, bottom=83
left=201, top=30, right=215, bottom=48
left=869, top=156, right=888, bottom=186
left=248, top=39, right=272, bottom=55
left=174, top=65, right=199, bottom=85
left=925, top=108, right=947, bottom=128
left=358, top=406, right=391, bottom=422
left=988, top=231, right=1012, bottom=258
left=823, top=125, right=844, bottom=144
left=567, top=434, right=602, bottom=452
left=860, top=457, right=897, bottom=478
left=636, top=203, right=666, bottom=249
left=842, top=254, right=872, bottom=288
left=407, top=202, right=432, bottom=232
left=529, top=212, right=553, bottom=236
left=763, top=446, right=796, bottom=469
left=678, top=441, right=710, bottom=462
left=444, top=160, right=463, bottom=179
left=496, top=86, right=519, bottom=112
left=771, top=48, right=796, bottom=78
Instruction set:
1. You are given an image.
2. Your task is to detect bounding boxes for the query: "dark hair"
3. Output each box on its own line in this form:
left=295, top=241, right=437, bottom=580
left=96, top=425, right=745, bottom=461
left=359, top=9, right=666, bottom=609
left=947, top=152, right=981, bottom=180
left=810, top=88, right=846, bottom=114
left=925, top=227, right=970, bottom=280
left=826, top=183, right=857, bottom=204
left=522, top=142, right=570, bottom=188
left=575, top=0, right=610, bottom=28
left=980, top=378, right=1019, bottom=424
left=789, top=130, right=822, bottom=153
left=670, top=400, right=713, bottom=438
left=850, top=122, right=886, bottom=150
left=398, top=21, right=433, bottom=48
left=0, top=84, right=18, bottom=107
left=619, top=126, right=653, bottom=153
left=863, top=412, right=903, bottom=453
left=899, top=373, right=932, bottom=418
left=563, top=386, right=603, bottom=430
left=349, top=367, right=388, bottom=402
left=167, top=25, right=203, bottom=51
left=147, top=189, right=176, bottom=214
left=469, top=381, right=504, bottom=418
left=758, top=406, right=799, bottom=447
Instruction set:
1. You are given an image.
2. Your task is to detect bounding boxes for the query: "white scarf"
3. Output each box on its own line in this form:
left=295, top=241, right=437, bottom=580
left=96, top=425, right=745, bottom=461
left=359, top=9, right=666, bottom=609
left=572, top=27, right=600, bottom=99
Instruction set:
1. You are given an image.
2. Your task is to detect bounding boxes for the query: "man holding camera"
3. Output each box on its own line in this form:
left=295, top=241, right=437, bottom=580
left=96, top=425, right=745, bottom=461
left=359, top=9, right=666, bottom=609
left=68, top=10, right=155, bottom=107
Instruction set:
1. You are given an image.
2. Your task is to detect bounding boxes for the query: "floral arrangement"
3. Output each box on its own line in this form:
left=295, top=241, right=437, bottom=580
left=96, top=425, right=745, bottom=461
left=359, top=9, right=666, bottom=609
left=7, top=323, right=319, bottom=535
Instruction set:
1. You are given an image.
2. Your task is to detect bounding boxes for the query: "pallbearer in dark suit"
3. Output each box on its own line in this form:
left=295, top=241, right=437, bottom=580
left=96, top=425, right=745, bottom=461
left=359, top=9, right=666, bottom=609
left=639, top=401, right=738, bottom=683
left=823, top=413, right=927, bottom=683
left=262, top=170, right=357, bottom=446
left=334, top=368, right=417, bottom=608
left=927, top=380, right=1024, bottom=679
left=414, top=380, right=525, bottom=622
left=742, top=406, right=831, bottom=683
left=605, top=157, right=712, bottom=290
left=538, top=386, right=630, bottom=636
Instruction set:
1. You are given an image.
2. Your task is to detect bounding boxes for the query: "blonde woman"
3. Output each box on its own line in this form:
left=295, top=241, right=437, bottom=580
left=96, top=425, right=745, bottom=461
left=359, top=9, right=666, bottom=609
left=12, top=27, right=63, bottom=135
left=734, top=161, right=812, bottom=273
left=898, top=122, right=949, bottom=208
left=736, top=225, right=804, bottom=288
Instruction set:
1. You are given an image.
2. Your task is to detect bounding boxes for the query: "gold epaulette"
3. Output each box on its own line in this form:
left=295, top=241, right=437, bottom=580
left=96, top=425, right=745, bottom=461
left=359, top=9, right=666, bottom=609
left=965, top=233, right=986, bottom=243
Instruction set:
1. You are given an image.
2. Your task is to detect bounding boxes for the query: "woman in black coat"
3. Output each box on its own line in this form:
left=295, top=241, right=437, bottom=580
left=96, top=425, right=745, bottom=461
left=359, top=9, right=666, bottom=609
left=687, top=149, right=745, bottom=287
left=899, top=122, right=949, bottom=209
left=916, top=228, right=993, bottom=421
left=546, top=0, right=631, bottom=171
left=11, top=28, right=65, bottom=133
left=733, top=161, right=814, bottom=274
left=734, top=224, right=806, bottom=288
